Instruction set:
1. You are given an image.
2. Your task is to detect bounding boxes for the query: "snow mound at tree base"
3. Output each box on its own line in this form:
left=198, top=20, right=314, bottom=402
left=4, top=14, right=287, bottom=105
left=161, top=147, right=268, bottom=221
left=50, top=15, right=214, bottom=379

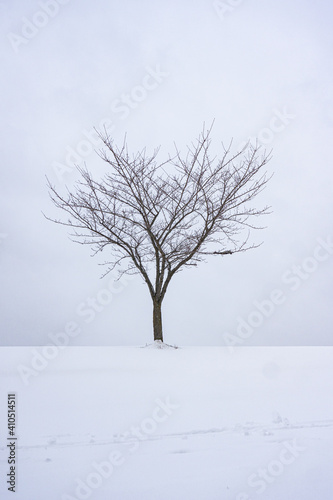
left=142, top=339, right=179, bottom=349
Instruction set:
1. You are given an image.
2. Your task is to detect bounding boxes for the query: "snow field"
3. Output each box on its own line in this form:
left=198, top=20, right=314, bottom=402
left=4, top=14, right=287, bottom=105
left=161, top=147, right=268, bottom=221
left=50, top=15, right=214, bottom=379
left=0, top=346, right=332, bottom=499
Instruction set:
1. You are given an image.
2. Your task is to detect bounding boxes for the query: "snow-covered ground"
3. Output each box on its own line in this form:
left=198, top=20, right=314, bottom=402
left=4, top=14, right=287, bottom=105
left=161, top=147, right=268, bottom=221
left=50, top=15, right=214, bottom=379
left=0, top=346, right=333, bottom=499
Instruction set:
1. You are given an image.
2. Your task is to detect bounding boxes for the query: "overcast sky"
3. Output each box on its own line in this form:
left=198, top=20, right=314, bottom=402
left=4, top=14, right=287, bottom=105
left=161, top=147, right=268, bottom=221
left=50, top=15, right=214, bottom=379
left=1, top=0, right=332, bottom=346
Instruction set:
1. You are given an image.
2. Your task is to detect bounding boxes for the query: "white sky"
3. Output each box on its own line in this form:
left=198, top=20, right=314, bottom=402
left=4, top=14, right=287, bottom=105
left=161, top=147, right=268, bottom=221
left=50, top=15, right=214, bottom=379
left=1, top=0, right=332, bottom=346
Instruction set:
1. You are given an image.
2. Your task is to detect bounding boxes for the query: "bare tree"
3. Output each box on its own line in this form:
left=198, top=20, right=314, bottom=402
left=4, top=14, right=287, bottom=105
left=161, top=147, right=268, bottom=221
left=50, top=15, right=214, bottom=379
left=46, top=126, right=272, bottom=344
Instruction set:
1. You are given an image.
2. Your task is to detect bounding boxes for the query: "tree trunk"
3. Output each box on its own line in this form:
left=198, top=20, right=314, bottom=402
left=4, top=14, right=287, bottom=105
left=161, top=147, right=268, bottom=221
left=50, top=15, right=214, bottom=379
left=153, top=300, right=163, bottom=342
